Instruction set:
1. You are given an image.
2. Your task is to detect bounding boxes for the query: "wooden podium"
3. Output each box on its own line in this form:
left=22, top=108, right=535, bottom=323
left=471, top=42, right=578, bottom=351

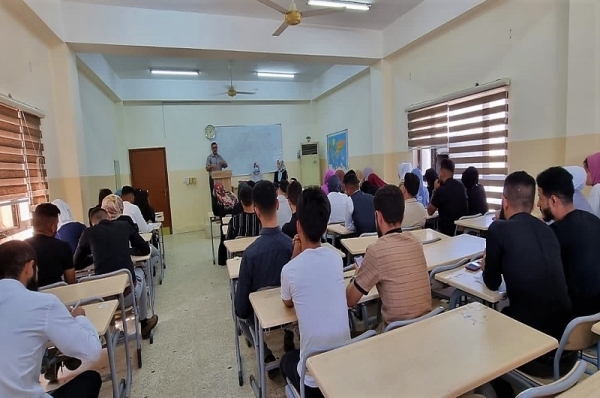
left=212, top=170, right=232, bottom=192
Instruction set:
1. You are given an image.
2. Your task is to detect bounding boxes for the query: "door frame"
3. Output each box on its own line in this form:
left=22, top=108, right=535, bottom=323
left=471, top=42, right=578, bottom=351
left=128, top=147, right=173, bottom=234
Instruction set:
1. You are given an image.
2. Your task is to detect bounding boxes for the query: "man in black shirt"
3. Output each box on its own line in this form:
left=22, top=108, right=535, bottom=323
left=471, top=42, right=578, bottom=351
left=483, top=171, right=573, bottom=381
left=74, top=208, right=158, bottom=339
left=282, top=181, right=302, bottom=239
left=537, top=166, right=600, bottom=317
left=234, top=181, right=294, bottom=370
left=427, top=159, right=468, bottom=236
left=26, top=203, right=75, bottom=288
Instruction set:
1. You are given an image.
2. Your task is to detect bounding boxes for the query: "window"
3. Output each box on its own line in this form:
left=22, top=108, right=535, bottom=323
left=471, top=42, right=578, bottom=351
left=407, top=84, right=509, bottom=209
left=0, top=102, right=48, bottom=238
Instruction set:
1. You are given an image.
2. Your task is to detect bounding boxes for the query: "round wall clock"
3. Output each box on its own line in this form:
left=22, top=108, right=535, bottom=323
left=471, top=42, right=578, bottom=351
left=205, top=125, right=216, bottom=140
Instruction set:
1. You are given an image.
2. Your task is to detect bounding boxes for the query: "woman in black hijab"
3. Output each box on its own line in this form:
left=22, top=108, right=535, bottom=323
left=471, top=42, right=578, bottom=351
left=461, top=166, right=489, bottom=216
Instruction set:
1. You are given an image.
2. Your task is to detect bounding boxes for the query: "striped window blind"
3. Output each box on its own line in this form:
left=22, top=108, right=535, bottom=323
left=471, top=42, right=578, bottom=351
left=407, top=85, right=509, bottom=209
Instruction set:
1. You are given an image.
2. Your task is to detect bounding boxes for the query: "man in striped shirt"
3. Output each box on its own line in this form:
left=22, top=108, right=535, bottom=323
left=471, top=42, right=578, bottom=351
left=346, top=185, right=432, bottom=333
left=226, top=185, right=261, bottom=240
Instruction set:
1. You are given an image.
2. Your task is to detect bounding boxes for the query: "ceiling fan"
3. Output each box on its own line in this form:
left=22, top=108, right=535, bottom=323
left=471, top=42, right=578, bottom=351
left=257, top=0, right=343, bottom=36
left=217, top=64, right=256, bottom=98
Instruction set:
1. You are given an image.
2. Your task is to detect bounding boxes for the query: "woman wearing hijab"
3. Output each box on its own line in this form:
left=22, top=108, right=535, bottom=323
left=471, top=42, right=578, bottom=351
left=398, top=163, right=413, bottom=182
left=327, top=175, right=352, bottom=224
left=584, top=152, right=600, bottom=217
left=251, top=162, right=263, bottom=183
left=134, top=189, right=156, bottom=223
left=461, top=166, right=489, bottom=216
left=52, top=199, right=86, bottom=253
left=564, top=166, right=595, bottom=215
left=363, top=167, right=374, bottom=180
left=335, top=169, right=345, bottom=192
left=424, top=168, right=439, bottom=199
left=273, top=160, right=288, bottom=186
left=321, top=169, right=335, bottom=194
left=367, top=172, right=386, bottom=190
left=88, top=188, right=112, bottom=225
left=212, top=182, right=238, bottom=218
left=410, top=168, right=430, bottom=207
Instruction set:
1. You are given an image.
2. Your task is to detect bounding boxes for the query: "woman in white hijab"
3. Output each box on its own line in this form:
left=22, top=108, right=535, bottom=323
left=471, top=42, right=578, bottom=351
left=398, top=163, right=413, bottom=182
left=274, top=160, right=288, bottom=186
left=564, top=166, right=595, bottom=215
left=51, top=199, right=86, bottom=253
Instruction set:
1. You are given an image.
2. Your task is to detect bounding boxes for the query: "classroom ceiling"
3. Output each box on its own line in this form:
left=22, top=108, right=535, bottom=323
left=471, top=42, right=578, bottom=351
left=102, top=55, right=335, bottom=82
left=63, top=0, right=424, bottom=30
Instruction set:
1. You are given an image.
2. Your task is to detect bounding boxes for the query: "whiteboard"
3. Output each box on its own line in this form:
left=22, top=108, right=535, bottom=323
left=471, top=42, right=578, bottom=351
left=214, top=124, right=283, bottom=177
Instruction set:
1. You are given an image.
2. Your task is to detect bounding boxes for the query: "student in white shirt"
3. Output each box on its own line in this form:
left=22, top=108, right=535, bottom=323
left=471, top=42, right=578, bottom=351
left=280, top=187, right=350, bottom=398
left=401, top=172, right=428, bottom=229
left=120, top=186, right=154, bottom=233
left=0, top=240, right=102, bottom=398
left=327, top=175, right=352, bottom=225
left=276, top=180, right=292, bottom=228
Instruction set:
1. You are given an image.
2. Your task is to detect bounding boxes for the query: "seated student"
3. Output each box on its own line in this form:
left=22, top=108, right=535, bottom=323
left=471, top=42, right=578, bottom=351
left=427, top=159, right=469, bottom=236
left=280, top=187, right=350, bottom=398
left=134, top=189, right=156, bottom=223
left=53, top=199, right=86, bottom=254
left=74, top=208, right=158, bottom=339
left=88, top=188, right=112, bottom=225
left=564, top=166, right=595, bottom=215
left=25, top=203, right=76, bottom=288
left=276, top=180, right=292, bottom=228
left=225, top=185, right=261, bottom=241
left=121, top=186, right=154, bottom=233
left=282, top=180, right=303, bottom=239
left=346, top=185, right=431, bottom=333
left=327, top=175, right=352, bottom=224
left=343, top=173, right=376, bottom=235
left=461, top=166, right=489, bottom=216
left=401, top=173, right=428, bottom=229
left=234, top=181, right=294, bottom=366
left=0, top=240, right=102, bottom=398
left=483, top=171, right=574, bottom=381
left=424, top=168, right=438, bottom=199
left=537, top=167, right=600, bottom=317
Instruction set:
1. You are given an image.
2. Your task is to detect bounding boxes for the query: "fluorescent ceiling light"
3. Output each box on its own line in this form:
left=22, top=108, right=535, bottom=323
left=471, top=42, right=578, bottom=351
left=257, top=72, right=296, bottom=79
left=150, top=69, right=199, bottom=76
left=307, top=0, right=370, bottom=11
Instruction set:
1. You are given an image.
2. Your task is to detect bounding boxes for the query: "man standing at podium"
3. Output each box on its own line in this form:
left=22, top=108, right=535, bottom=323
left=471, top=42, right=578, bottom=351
left=206, top=142, right=228, bottom=214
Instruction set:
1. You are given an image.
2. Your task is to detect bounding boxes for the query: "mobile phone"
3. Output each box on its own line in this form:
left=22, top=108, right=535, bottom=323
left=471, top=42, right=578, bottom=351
left=355, top=256, right=364, bottom=268
left=465, top=261, right=481, bottom=272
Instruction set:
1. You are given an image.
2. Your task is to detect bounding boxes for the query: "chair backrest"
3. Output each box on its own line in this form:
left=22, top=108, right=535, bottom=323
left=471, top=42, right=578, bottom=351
left=469, top=253, right=484, bottom=262
left=384, top=306, right=445, bottom=333
left=552, top=311, right=600, bottom=380
left=401, top=226, right=422, bottom=232
left=38, top=281, right=68, bottom=291
left=516, top=360, right=587, bottom=398
left=298, top=330, right=377, bottom=397
left=422, top=237, right=441, bottom=245
left=458, top=213, right=482, bottom=221
left=359, top=232, right=377, bottom=237
left=429, top=258, right=469, bottom=288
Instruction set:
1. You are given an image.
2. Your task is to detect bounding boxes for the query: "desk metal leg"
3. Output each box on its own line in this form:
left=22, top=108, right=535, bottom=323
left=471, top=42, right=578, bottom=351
left=158, top=228, right=165, bottom=284
left=249, top=315, right=261, bottom=398
left=449, top=289, right=465, bottom=309
left=106, top=327, right=125, bottom=398
left=230, top=279, right=243, bottom=386
left=258, top=321, right=266, bottom=398
left=210, top=218, right=216, bottom=265
left=118, top=293, right=133, bottom=396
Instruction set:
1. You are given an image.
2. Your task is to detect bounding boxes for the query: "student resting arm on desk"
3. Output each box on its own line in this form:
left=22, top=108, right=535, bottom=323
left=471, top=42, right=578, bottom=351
left=427, top=159, right=469, bottom=236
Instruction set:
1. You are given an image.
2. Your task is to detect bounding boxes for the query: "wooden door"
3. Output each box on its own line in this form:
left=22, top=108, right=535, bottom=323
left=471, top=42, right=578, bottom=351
left=129, top=148, right=173, bottom=233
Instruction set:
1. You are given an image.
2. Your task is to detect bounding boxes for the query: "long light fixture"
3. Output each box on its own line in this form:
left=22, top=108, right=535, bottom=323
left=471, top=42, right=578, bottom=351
left=307, top=0, right=370, bottom=11
left=256, top=72, right=296, bottom=79
left=149, top=69, right=200, bottom=76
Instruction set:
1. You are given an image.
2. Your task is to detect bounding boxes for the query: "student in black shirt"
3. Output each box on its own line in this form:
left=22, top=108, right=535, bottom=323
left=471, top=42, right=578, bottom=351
left=234, top=181, right=294, bottom=370
left=282, top=180, right=302, bottom=239
left=461, top=166, right=489, bottom=216
left=537, top=166, right=600, bottom=317
left=483, top=171, right=574, bottom=383
left=427, top=159, right=468, bottom=236
left=74, top=208, right=158, bottom=339
left=25, top=203, right=75, bottom=288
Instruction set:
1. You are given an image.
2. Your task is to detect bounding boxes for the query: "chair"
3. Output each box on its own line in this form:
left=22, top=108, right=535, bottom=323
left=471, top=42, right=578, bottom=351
left=359, top=232, right=377, bottom=237
left=284, top=330, right=377, bottom=398
left=515, top=360, right=587, bottom=397
left=429, top=258, right=469, bottom=292
left=38, top=281, right=68, bottom=291
left=454, top=213, right=482, bottom=236
left=401, top=225, right=422, bottom=232
left=384, top=306, right=445, bottom=332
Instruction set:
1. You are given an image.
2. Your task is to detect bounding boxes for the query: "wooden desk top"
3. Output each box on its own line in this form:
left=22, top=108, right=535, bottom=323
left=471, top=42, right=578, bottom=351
left=327, top=224, right=354, bottom=236
left=148, top=222, right=162, bottom=231
left=341, top=229, right=449, bottom=256
left=140, top=233, right=152, bottom=242
left=435, top=267, right=506, bottom=303
left=424, top=234, right=486, bottom=271
left=307, top=302, right=558, bottom=398
left=558, top=371, right=600, bottom=397
left=222, top=216, right=232, bottom=225
left=131, top=253, right=151, bottom=262
left=322, top=243, right=346, bottom=259
left=223, top=236, right=260, bottom=253
left=44, top=274, right=129, bottom=305
left=343, top=271, right=378, bottom=304
left=592, top=321, right=600, bottom=335
left=427, top=211, right=439, bottom=220
left=454, top=214, right=495, bottom=231
left=81, top=300, right=119, bottom=335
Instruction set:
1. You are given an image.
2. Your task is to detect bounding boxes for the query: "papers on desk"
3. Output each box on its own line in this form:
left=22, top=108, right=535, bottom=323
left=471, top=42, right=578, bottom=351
left=475, top=273, right=507, bottom=293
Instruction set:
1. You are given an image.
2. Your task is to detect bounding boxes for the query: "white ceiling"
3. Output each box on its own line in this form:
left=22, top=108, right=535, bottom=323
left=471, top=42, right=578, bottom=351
left=64, top=0, right=424, bottom=30
left=102, top=55, right=335, bottom=82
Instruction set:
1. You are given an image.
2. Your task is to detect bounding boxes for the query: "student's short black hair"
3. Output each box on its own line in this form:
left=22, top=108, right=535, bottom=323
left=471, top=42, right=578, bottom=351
left=536, top=167, right=574, bottom=204
left=98, top=188, right=112, bottom=205
left=32, top=203, right=60, bottom=230
left=403, top=173, right=420, bottom=197
left=252, top=180, right=278, bottom=216
left=121, top=186, right=135, bottom=196
left=503, top=171, right=536, bottom=211
left=90, top=207, right=109, bottom=224
left=286, top=181, right=303, bottom=206
left=440, top=158, right=455, bottom=173
left=343, top=173, right=360, bottom=189
left=246, top=180, right=256, bottom=188
left=239, top=185, right=253, bottom=207
left=296, top=187, right=330, bottom=243
left=374, top=185, right=405, bottom=225
left=0, top=240, right=36, bottom=280
left=211, top=142, right=217, bottom=147
left=279, top=180, right=289, bottom=194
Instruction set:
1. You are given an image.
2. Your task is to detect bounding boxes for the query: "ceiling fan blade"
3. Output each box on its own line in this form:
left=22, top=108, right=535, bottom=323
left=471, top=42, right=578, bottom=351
left=272, top=21, right=289, bottom=36
left=256, top=0, right=289, bottom=14
left=302, top=8, right=344, bottom=17
left=236, top=91, right=257, bottom=95
left=214, top=92, right=230, bottom=96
